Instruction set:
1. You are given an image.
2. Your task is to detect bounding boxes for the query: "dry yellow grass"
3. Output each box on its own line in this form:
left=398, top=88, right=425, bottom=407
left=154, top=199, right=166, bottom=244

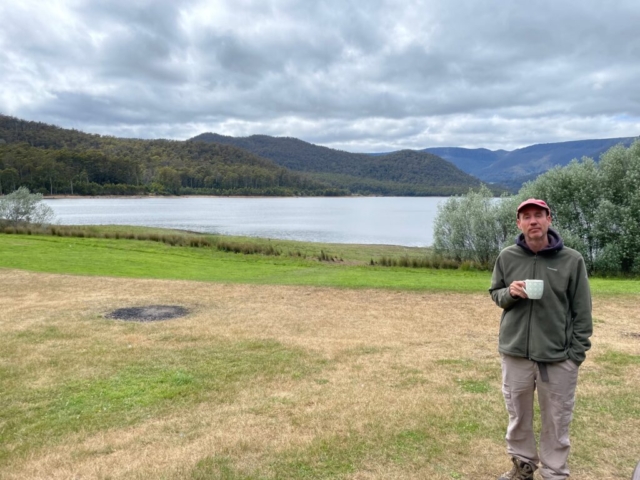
left=0, top=269, right=638, bottom=480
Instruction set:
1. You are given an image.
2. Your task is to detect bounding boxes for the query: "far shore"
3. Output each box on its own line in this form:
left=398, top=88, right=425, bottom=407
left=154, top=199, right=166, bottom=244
left=42, top=194, right=379, bottom=200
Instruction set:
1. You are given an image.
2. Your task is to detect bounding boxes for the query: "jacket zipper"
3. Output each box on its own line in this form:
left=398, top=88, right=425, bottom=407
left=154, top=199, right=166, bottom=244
left=525, top=254, right=537, bottom=359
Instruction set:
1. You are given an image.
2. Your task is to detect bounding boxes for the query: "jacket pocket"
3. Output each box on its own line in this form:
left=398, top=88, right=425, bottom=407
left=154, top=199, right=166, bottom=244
left=564, top=312, right=572, bottom=350
left=499, top=312, right=527, bottom=356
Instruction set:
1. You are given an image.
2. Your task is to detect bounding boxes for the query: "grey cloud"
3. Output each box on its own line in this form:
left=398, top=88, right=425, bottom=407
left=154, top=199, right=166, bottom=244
left=1, top=0, right=639, bottom=151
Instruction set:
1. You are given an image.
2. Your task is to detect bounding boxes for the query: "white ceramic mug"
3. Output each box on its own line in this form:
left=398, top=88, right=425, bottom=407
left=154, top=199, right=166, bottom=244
left=524, top=279, right=544, bottom=299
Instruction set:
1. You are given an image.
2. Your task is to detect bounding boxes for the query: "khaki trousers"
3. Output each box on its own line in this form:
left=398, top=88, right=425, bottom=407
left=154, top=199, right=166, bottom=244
left=501, top=355, right=580, bottom=480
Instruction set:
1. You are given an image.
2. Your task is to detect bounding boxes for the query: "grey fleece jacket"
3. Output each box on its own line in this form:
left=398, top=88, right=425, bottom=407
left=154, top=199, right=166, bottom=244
left=489, top=229, right=593, bottom=364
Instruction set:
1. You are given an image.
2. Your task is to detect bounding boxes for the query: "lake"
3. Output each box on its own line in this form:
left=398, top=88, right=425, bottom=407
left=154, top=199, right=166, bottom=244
left=43, top=197, right=447, bottom=247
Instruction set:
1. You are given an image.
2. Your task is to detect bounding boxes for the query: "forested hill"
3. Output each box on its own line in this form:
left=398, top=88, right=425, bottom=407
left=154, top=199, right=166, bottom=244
left=190, top=133, right=493, bottom=196
left=424, top=137, right=638, bottom=189
left=0, top=115, right=343, bottom=196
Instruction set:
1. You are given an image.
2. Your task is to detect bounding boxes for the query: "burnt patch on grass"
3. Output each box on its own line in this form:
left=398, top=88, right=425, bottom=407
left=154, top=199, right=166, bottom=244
left=105, top=305, right=189, bottom=322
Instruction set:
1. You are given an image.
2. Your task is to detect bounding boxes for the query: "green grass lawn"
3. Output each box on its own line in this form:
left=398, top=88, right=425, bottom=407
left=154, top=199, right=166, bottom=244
left=1, top=233, right=637, bottom=295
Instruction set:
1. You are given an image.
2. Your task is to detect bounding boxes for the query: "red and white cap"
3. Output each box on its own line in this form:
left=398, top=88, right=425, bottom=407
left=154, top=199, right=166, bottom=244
left=517, top=198, right=550, bottom=215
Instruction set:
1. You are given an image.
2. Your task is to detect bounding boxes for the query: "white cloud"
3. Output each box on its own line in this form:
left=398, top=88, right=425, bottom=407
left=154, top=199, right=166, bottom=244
left=1, top=0, right=639, bottom=151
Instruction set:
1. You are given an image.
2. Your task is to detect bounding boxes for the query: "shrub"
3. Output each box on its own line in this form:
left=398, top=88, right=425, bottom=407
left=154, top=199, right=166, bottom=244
left=0, top=187, right=55, bottom=227
left=433, top=185, right=519, bottom=266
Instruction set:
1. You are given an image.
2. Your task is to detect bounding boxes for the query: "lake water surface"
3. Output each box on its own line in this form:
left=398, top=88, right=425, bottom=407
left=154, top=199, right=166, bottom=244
left=44, top=197, right=447, bottom=247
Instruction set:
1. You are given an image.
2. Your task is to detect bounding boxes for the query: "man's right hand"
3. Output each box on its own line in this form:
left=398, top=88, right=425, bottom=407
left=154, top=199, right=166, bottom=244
left=509, top=280, right=528, bottom=299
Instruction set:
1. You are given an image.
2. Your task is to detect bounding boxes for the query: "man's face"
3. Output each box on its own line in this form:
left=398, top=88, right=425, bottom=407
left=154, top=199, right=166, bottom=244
left=517, top=206, right=551, bottom=242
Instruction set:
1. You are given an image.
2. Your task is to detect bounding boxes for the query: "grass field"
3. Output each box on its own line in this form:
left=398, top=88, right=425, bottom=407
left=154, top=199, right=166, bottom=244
left=0, top=233, right=637, bottom=295
left=1, top=232, right=639, bottom=479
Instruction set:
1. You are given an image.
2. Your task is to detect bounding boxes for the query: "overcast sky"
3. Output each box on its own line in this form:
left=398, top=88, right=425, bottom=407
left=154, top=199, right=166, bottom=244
left=1, top=0, right=639, bottom=152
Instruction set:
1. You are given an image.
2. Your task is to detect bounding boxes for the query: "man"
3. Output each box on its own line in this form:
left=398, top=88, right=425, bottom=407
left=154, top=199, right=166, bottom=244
left=489, top=199, right=592, bottom=480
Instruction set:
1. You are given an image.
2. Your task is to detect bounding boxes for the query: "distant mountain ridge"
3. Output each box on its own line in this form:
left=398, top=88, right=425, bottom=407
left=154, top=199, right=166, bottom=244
left=423, top=137, right=638, bottom=188
left=5, top=114, right=625, bottom=197
left=190, top=133, right=494, bottom=196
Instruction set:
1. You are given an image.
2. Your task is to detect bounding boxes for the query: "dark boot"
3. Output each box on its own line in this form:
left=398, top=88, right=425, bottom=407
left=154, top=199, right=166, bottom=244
left=498, top=457, right=535, bottom=480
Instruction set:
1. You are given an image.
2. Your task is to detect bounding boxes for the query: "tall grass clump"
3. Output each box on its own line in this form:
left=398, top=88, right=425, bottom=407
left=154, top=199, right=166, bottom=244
left=2, top=225, right=284, bottom=257
left=190, top=237, right=213, bottom=248
left=216, top=240, right=281, bottom=256
left=318, top=250, right=342, bottom=262
left=372, top=254, right=461, bottom=270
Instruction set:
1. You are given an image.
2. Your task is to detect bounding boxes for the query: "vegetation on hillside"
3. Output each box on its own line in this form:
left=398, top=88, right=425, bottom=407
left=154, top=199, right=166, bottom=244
left=0, top=115, right=496, bottom=197
left=191, top=133, right=496, bottom=195
left=0, top=115, right=345, bottom=196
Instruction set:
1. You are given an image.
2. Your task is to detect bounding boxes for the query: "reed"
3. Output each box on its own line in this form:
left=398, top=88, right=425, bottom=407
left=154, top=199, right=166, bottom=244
left=317, top=249, right=342, bottom=262
left=217, top=240, right=281, bottom=256
left=4, top=224, right=286, bottom=258
left=372, top=254, right=463, bottom=270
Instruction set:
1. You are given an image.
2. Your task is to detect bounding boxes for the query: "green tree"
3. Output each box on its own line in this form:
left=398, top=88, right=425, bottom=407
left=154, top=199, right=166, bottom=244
left=0, top=186, right=55, bottom=227
left=0, top=168, right=19, bottom=194
left=155, top=167, right=182, bottom=194
left=521, top=141, right=640, bottom=274
left=434, top=140, right=640, bottom=275
left=519, top=158, right=602, bottom=268
left=434, top=185, right=519, bottom=265
left=593, top=142, right=640, bottom=273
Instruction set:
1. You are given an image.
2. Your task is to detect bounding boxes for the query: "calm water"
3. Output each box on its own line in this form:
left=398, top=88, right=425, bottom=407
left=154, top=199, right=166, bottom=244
left=43, top=197, right=446, bottom=247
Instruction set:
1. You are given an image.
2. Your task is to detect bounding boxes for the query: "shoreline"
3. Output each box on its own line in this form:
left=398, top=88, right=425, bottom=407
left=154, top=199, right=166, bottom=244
left=42, top=194, right=377, bottom=200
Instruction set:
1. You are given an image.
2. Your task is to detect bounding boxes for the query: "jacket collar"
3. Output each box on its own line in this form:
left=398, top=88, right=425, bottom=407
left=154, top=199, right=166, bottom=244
left=516, top=228, right=564, bottom=256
